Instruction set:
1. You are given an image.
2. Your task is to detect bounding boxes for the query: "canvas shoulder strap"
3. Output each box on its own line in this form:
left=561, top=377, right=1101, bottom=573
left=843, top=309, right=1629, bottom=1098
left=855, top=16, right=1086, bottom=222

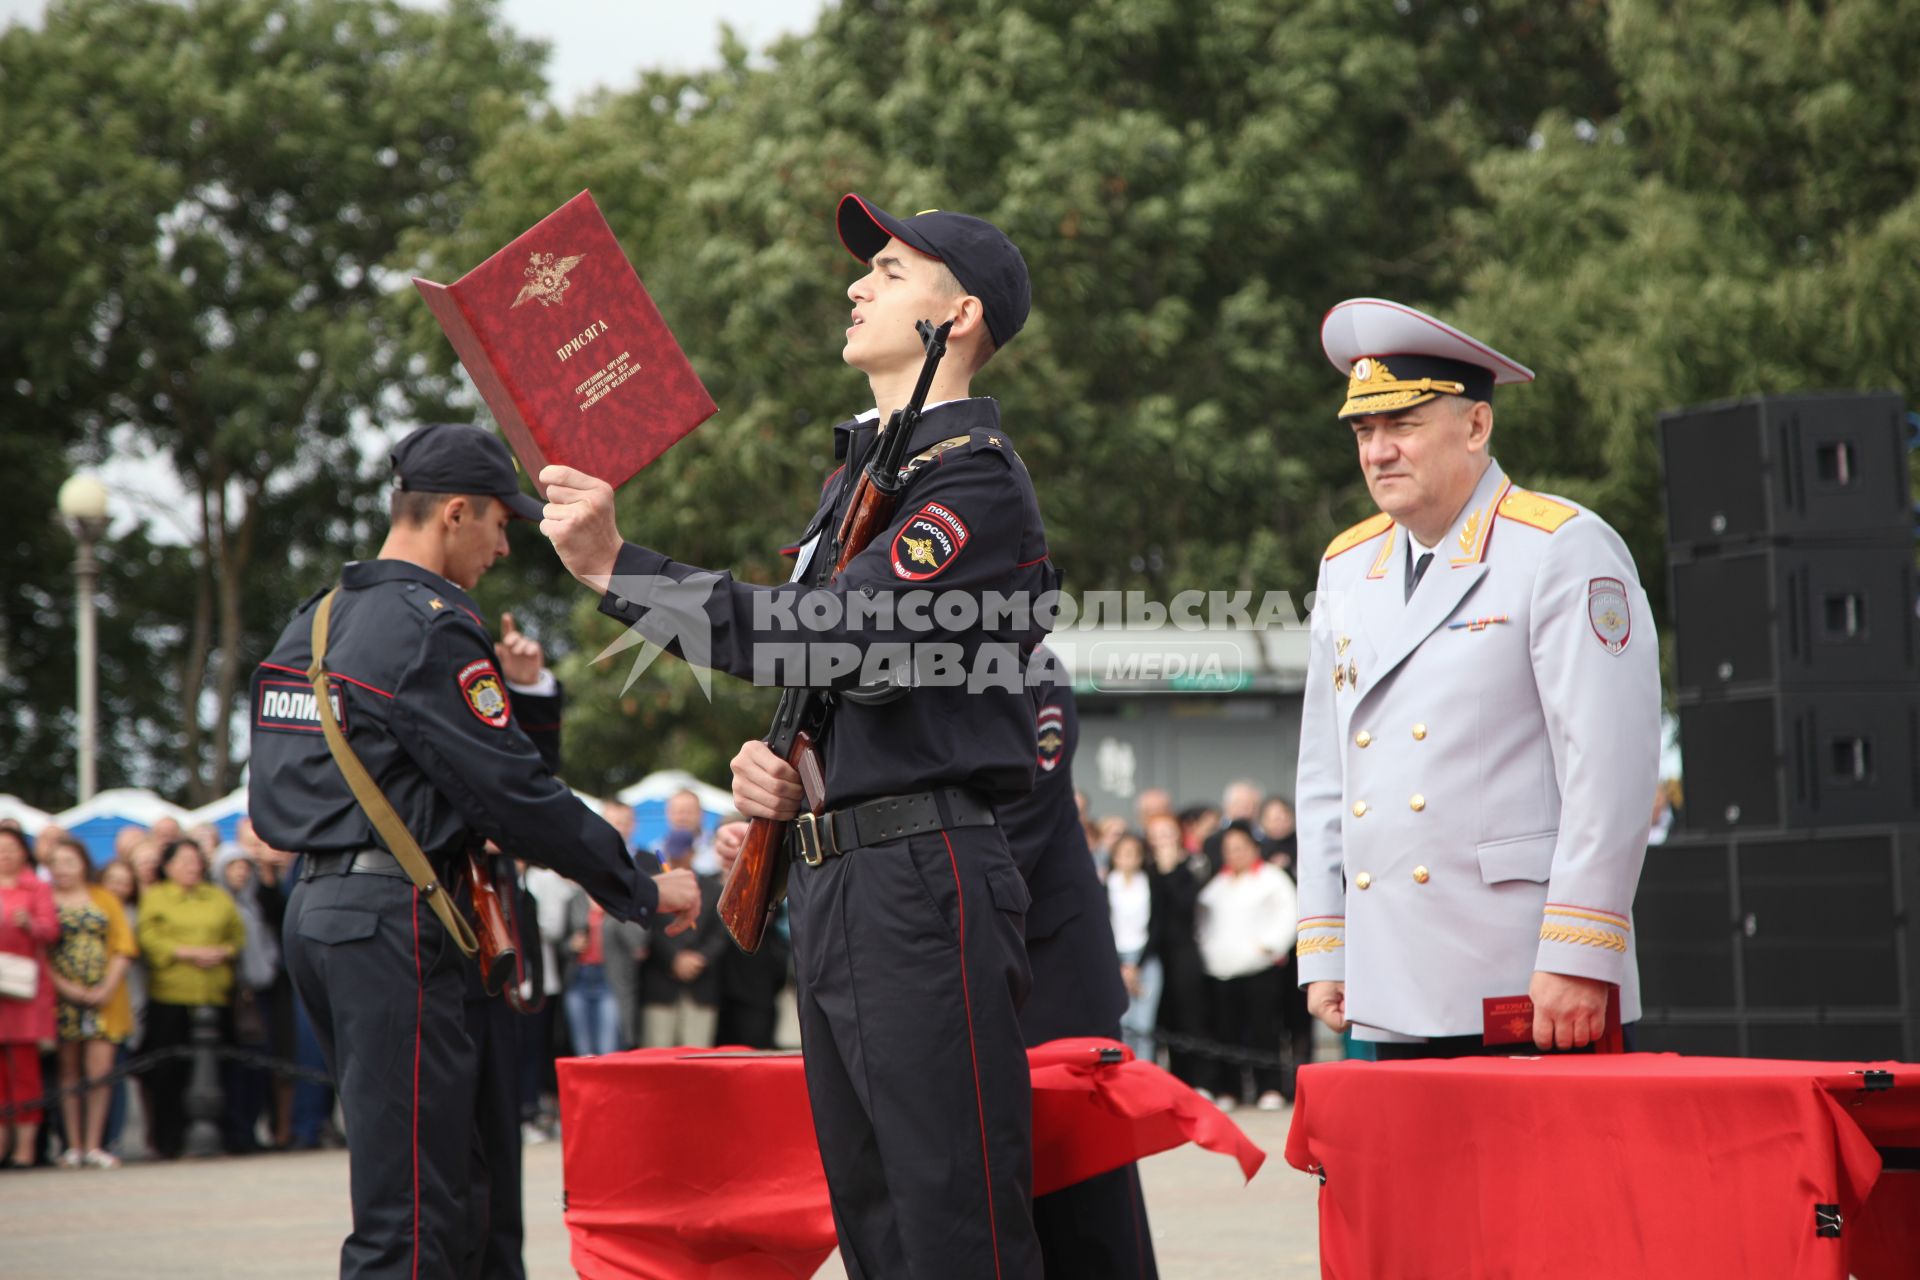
left=307, top=588, right=478, bottom=957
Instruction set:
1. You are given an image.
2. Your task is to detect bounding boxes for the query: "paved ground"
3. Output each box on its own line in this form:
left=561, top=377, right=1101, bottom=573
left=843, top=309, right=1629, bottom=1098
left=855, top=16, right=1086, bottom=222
left=2, top=1108, right=1318, bottom=1278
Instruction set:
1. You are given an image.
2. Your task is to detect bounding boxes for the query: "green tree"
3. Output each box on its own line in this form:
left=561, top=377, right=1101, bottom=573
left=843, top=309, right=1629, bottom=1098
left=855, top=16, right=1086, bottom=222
left=1450, top=0, right=1920, bottom=615
left=0, top=0, right=547, bottom=804
left=400, top=0, right=1620, bottom=789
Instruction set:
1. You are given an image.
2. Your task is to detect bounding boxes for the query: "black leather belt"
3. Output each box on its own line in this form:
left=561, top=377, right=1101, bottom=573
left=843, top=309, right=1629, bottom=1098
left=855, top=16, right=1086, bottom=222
left=788, top=787, right=996, bottom=868
left=301, top=849, right=413, bottom=881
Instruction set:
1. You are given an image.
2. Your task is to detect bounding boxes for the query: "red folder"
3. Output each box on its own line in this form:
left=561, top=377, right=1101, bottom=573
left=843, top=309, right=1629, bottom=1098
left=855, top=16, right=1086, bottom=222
left=1483, top=984, right=1624, bottom=1053
left=413, top=190, right=716, bottom=496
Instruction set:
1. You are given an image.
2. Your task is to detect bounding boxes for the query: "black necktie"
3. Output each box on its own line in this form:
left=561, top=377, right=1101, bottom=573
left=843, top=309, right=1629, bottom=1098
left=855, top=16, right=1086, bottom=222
left=1406, top=551, right=1434, bottom=603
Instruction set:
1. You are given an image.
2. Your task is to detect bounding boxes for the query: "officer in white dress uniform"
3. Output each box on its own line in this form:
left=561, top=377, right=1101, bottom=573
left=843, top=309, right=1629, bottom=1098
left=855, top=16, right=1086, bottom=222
left=1295, top=298, right=1662, bottom=1058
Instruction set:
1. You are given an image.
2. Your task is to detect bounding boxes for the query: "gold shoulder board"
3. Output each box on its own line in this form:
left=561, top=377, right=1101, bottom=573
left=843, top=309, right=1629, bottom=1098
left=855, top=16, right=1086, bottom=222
left=1323, top=512, right=1393, bottom=561
left=1497, top=489, right=1580, bottom=533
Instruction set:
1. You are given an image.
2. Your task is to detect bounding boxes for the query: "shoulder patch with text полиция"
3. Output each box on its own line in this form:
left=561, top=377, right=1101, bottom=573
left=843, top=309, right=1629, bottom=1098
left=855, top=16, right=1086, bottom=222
left=891, top=502, right=970, bottom=581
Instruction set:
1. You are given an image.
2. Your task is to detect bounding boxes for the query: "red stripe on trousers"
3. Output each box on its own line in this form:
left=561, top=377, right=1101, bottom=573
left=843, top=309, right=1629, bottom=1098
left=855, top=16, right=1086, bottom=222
left=412, top=888, right=422, bottom=1280
left=942, top=830, right=1003, bottom=1279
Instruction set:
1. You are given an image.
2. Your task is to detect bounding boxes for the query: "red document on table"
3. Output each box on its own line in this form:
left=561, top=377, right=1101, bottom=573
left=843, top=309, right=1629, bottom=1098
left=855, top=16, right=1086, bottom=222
left=1483, top=983, right=1623, bottom=1052
left=413, top=190, right=716, bottom=496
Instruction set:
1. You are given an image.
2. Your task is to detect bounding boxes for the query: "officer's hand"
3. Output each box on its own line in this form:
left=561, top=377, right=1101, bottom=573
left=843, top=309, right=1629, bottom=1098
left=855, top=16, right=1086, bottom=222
left=1529, top=971, right=1609, bottom=1051
left=651, top=868, right=702, bottom=937
left=1306, top=980, right=1348, bottom=1033
left=730, top=740, right=803, bottom=822
left=714, top=820, right=748, bottom=872
left=538, top=465, right=624, bottom=588
left=495, top=612, right=545, bottom=686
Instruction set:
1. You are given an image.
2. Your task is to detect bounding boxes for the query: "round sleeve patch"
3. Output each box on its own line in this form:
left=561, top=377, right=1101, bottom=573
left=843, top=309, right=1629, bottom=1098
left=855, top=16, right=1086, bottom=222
left=458, top=658, right=513, bottom=728
left=1588, top=577, right=1631, bottom=654
left=891, top=501, right=970, bottom=581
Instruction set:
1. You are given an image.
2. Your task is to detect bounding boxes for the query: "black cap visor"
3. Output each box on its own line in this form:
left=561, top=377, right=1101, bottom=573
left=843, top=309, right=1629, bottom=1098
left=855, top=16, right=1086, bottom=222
left=498, top=490, right=544, bottom=522
left=837, top=194, right=944, bottom=266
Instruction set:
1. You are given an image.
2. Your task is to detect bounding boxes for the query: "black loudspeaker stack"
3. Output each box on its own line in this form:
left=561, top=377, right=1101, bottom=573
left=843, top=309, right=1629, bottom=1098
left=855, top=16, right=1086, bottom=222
left=1643, top=392, right=1919, bottom=1059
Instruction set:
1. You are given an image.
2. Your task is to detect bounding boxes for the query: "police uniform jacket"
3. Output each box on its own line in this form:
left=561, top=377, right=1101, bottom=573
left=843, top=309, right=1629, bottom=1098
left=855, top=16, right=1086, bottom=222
left=598, top=397, right=1054, bottom=808
left=247, top=559, right=651, bottom=923
left=999, top=670, right=1128, bottom=1045
left=1294, top=460, right=1660, bottom=1038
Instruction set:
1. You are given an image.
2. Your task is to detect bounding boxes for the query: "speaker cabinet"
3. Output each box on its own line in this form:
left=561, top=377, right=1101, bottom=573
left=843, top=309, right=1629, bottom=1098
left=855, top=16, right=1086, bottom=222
left=1660, top=392, right=1911, bottom=547
left=1675, top=689, right=1920, bottom=831
left=1670, top=542, right=1918, bottom=692
left=1634, top=828, right=1920, bottom=1060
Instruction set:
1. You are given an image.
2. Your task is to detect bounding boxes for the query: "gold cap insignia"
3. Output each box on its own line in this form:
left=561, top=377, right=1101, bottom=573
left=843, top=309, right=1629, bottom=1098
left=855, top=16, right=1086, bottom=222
left=1340, top=355, right=1467, bottom=419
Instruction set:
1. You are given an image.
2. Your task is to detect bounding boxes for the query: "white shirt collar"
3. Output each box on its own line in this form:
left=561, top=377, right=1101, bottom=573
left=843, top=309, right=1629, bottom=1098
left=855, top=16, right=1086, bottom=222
left=853, top=397, right=965, bottom=424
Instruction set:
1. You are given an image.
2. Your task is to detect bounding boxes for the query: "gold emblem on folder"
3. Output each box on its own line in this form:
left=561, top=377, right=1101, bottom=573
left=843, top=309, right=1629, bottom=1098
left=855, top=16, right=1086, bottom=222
left=512, top=251, right=586, bottom=309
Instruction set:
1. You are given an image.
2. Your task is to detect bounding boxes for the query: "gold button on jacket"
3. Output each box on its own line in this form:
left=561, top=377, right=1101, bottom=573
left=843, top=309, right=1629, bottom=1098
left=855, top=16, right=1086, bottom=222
left=1354, top=872, right=1372, bottom=890
left=1412, top=723, right=1428, bottom=741
left=1412, top=866, right=1431, bottom=884
left=1410, top=794, right=1426, bottom=812
left=1354, top=730, right=1372, bottom=748
left=1352, top=801, right=1368, bottom=817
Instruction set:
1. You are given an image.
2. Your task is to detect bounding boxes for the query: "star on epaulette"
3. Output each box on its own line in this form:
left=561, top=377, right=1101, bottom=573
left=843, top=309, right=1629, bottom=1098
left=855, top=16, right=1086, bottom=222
left=429, top=598, right=446, bottom=611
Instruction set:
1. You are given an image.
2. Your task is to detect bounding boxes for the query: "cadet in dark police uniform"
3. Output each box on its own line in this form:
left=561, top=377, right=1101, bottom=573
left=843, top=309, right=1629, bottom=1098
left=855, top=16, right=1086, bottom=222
left=541, top=197, right=1049, bottom=1278
left=248, top=424, right=699, bottom=1280
left=1001, top=655, right=1159, bottom=1279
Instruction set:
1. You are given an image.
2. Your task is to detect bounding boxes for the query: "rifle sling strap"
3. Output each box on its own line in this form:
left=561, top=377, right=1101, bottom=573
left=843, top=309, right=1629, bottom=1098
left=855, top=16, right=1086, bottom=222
left=307, top=588, right=479, bottom=957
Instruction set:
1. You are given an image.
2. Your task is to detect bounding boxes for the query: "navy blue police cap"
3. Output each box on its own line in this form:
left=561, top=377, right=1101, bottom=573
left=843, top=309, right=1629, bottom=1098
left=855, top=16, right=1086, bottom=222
left=390, top=423, right=544, bottom=521
left=836, top=194, right=1031, bottom=349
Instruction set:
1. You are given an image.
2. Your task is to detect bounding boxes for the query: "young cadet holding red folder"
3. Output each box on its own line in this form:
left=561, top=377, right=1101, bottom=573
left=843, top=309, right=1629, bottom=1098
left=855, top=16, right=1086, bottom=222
left=542, top=196, right=1049, bottom=1279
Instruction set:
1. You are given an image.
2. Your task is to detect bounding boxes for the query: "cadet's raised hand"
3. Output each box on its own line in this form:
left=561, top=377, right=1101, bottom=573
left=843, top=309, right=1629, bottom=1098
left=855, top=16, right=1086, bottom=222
left=538, top=465, right=623, bottom=588
left=652, top=867, right=703, bottom=937
left=495, top=612, right=544, bottom=686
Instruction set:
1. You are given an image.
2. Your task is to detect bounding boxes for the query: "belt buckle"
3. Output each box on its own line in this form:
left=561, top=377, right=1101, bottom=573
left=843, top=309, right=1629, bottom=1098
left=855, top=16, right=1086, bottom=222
left=794, top=812, right=831, bottom=867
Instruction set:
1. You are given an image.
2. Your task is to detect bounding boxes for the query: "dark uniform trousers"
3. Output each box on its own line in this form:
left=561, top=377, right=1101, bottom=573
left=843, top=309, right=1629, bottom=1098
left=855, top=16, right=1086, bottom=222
left=788, top=823, right=1042, bottom=1280
left=286, top=870, right=475, bottom=1280
left=465, top=982, right=525, bottom=1280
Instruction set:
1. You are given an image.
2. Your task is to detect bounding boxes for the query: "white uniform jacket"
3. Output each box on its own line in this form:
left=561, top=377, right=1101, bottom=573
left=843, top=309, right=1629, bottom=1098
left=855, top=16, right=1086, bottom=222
left=1293, top=460, right=1661, bottom=1038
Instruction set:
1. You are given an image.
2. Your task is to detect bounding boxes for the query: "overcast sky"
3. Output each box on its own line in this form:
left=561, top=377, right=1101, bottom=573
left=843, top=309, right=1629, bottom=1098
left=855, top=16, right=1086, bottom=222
left=0, top=0, right=825, bottom=105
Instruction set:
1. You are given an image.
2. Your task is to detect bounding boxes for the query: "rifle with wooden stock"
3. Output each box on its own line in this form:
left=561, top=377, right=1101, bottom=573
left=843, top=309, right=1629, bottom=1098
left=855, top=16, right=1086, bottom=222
left=717, top=318, right=954, bottom=952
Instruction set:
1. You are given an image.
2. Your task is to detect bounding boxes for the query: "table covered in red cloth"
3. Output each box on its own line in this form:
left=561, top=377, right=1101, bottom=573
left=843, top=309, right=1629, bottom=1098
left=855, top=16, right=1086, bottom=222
left=1283, top=1055, right=1920, bottom=1279
left=561, top=1037, right=1265, bottom=1279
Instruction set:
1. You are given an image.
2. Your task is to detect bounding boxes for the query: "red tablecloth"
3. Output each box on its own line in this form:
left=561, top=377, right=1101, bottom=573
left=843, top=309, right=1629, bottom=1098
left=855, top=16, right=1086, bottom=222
left=1283, top=1055, right=1920, bottom=1279
left=561, top=1037, right=1264, bottom=1279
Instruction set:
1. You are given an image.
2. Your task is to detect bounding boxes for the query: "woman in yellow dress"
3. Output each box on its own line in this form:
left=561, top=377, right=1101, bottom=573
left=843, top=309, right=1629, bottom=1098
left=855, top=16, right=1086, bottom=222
left=46, top=837, right=138, bottom=1168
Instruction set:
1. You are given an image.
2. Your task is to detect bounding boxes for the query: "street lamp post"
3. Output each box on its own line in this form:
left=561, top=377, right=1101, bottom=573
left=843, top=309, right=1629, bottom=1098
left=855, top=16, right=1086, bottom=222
left=57, top=474, right=109, bottom=804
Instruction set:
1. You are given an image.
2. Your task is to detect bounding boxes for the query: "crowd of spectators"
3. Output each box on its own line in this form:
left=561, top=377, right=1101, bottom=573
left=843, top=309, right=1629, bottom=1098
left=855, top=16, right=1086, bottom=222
left=0, top=774, right=1319, bottom=1167
left=1084, top=779, right=1308, bottom=1113
left=0, top=785, right=795, bottom=1168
